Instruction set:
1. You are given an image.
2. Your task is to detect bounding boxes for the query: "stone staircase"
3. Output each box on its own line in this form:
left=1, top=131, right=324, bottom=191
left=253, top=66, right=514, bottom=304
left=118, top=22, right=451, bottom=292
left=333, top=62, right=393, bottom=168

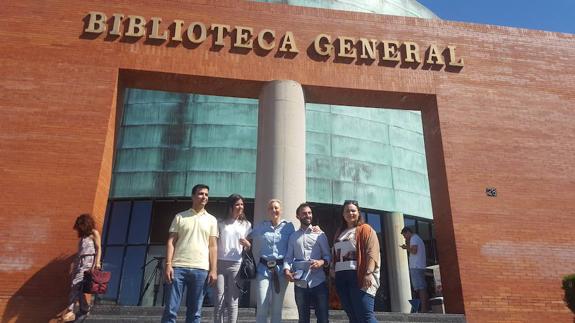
left=81, top=305, right=466, bottom=322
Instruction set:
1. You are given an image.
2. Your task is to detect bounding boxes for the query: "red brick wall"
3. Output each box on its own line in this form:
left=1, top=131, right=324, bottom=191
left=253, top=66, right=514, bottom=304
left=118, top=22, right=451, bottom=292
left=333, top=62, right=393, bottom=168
left=1, top=1, right=574, bottom=322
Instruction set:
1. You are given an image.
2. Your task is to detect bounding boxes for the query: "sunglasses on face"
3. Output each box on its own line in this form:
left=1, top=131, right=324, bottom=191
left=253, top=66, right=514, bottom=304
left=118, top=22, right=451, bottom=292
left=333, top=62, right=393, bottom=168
left=344, top=200, right=358, bottom=207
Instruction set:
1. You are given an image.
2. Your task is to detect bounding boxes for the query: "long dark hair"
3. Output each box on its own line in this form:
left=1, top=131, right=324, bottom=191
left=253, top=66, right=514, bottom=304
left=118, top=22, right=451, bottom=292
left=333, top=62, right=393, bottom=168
left=74, top=213, right=95, bottom=238
left=226, top=193, right=246, bottom=222
left=338, top=200, right=365, bottom=233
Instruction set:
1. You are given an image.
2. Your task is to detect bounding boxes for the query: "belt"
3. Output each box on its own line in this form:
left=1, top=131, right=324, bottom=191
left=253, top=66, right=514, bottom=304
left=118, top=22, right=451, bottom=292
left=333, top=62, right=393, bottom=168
left=259, top=258, right=284, bottom=268
left=260, top=258, right=283, bottom=293
left=79, top=253, right=96, bottom=258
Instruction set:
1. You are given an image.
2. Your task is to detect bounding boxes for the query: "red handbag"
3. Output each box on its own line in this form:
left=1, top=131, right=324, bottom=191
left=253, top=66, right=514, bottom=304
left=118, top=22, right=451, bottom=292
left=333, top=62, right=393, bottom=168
left=82, top=269, right=112, bottom=294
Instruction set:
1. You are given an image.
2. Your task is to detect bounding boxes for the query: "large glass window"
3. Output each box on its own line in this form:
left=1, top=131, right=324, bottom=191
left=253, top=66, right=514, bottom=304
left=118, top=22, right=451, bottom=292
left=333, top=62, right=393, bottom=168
left=106, top=201, right=131, bottom=245
left=128, top=201, right=152, bottom=244
left=101, top=246, right=124, bottom=302
left=119, top=246, right=147, bottom=305
left=111, top=90, right=259, bottom=199
left=100, top=200, right=153, bottom=305
left=366, top=212, right=382, bottom=233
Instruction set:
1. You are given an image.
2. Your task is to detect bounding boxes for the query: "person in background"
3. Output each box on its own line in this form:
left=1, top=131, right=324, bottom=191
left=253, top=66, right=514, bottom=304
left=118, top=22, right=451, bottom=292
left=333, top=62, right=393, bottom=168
left=283, top=203, right=331, bottom=323
left=400, top=226, right=429, bottom=313
left=213, top=194, right=252, bottom=323
left=57, top=213, right=102, bottom=323
left=250, top=199, right=295, bottom=323
left=332, top=200, right=380, bottom=323
left=162, top=184, right=218, bottom=323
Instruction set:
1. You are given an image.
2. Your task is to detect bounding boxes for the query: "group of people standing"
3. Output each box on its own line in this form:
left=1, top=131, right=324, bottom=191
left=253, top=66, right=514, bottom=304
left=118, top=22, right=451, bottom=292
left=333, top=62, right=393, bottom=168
left=60, top=183, right=428, bottom=323
left=162, top=184, right=382, bottom=323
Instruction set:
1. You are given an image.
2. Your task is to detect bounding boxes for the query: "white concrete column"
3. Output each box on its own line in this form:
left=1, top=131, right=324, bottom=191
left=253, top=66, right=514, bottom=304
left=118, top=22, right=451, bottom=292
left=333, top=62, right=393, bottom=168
left=253, top=80, right=306, bottom=319
left=384, top=212, right=412, bottom=313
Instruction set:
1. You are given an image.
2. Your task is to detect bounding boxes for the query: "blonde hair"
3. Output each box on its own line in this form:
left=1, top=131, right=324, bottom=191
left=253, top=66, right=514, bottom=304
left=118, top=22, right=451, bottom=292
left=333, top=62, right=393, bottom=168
left=267, top=199, right=282, bottom=208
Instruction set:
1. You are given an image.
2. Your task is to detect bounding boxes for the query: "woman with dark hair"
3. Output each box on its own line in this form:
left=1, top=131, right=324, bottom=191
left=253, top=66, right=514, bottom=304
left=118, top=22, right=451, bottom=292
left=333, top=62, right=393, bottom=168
left=332, top=200, right=380, bottom=323
left=57, top=213, right=102, bottom=322
left=213, top=194, right=252, bottom=323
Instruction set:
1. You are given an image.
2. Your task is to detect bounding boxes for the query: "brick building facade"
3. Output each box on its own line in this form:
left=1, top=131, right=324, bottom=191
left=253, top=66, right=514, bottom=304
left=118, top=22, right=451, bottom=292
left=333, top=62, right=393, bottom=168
left=1, top=1, right=574, bottom=322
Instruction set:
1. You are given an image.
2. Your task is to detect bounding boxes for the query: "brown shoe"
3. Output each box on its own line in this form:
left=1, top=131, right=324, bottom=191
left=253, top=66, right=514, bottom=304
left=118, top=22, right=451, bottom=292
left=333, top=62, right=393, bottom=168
left=60, top=310, right=76, bottom=322
left=55, top=308, right=69, bottom=318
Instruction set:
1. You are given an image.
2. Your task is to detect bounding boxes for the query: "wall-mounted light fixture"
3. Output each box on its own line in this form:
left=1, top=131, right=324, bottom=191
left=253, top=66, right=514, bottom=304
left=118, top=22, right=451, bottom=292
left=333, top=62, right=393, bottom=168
left=486, top=187, right=497, bottom=197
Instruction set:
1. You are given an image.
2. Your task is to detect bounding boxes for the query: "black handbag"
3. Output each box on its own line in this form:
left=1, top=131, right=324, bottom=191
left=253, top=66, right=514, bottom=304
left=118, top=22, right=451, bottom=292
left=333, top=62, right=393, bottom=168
left=238, top=249, right=256, bottom=280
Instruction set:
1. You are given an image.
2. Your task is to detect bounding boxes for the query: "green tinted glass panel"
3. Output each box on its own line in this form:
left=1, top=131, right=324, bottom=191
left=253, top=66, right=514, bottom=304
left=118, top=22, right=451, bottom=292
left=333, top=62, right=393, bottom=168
left=111, top=89, right=431, bottom=218
left=110, top=89, right=258, bottom=199
left=305, top=104, right=431, bottom=218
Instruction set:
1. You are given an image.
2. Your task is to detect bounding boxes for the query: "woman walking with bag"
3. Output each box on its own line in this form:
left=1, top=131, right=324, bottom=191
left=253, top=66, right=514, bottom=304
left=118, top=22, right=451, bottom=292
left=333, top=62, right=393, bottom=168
left=332, top=200, right=381, bottom=323
left=57, top=213, right=102, bottom=322
left=213, top=194, right=252, bottom=323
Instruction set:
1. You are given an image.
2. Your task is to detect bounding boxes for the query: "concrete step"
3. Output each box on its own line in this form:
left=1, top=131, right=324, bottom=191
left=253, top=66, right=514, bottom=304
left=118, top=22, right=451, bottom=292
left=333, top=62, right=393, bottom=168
left=82, top=305, right=466, bottom=323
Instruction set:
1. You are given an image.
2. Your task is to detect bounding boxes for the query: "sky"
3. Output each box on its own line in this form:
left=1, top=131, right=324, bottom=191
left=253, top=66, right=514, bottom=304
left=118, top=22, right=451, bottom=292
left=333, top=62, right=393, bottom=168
left=416, top=0, right=575, bottom=34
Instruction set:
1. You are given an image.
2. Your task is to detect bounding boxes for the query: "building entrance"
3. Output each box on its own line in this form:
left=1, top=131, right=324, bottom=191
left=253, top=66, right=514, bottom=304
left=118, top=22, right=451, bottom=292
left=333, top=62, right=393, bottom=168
left=100, top=198, right=437, bottom=311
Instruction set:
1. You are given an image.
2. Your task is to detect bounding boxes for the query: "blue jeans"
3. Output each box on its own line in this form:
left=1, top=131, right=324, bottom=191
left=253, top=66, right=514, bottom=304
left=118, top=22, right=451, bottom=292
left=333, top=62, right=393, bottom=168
left=294, top=282, right=329, bottom=323
left=161, top=267, right=208, bottom=323
left=335, top=270, right=376, bottom=323
left=255, top=272, right=288, bottom=323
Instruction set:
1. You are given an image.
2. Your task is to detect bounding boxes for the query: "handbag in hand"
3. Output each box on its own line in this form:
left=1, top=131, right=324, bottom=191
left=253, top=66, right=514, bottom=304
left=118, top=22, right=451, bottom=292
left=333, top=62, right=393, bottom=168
left=238, top=249, right=256, bottom=280
left=82, top=268, right=112, bottom=294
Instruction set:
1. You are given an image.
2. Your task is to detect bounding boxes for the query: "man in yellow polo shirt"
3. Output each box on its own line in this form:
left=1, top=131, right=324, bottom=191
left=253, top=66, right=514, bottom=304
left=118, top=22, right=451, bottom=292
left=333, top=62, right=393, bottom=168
left=162, top=184, right=219, bottom=323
